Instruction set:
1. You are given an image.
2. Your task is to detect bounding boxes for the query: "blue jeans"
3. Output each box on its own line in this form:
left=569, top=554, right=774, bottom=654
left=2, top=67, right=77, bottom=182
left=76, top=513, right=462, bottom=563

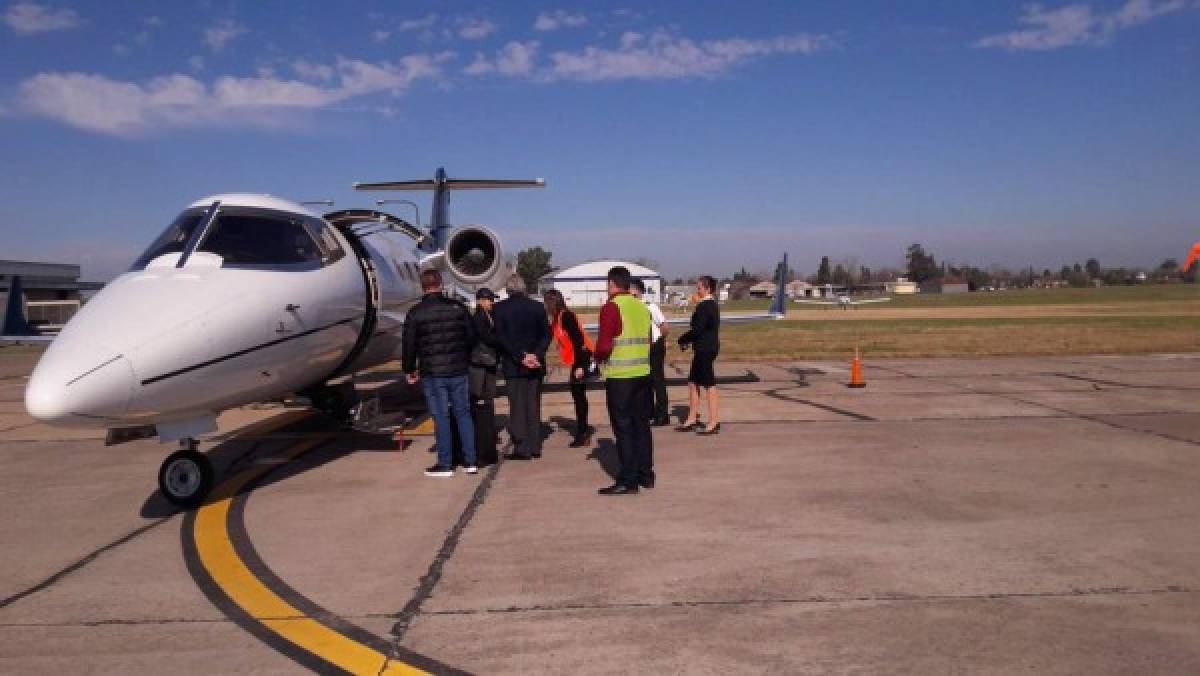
left=422, top=375, right=477, bottom=468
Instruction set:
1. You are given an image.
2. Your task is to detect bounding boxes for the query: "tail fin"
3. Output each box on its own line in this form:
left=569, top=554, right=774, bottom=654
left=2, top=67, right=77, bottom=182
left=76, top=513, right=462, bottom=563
left=2, top=276, right=37, bottom=336
left=353, top=167, right=544, bottom=251
left=768, top=253, right=788, bottom=316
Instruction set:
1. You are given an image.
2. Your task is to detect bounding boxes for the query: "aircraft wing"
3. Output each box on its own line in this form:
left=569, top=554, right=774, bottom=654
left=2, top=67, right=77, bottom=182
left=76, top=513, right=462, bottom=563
left=793, top=299, right=839, bottom=305
left=581, top=313, right=783, bottom=333
left=851, top=298, right=892, bottom=304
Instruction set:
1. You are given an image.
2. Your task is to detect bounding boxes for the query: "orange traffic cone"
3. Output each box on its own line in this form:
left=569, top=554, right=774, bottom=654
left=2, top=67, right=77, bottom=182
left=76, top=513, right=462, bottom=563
left=848, top=346, right=866, bottom=388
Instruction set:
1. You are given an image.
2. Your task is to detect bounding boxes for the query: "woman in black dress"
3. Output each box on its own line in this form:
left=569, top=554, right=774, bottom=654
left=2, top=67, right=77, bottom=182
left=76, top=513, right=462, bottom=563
left=676, top=275, right=721, bottom=435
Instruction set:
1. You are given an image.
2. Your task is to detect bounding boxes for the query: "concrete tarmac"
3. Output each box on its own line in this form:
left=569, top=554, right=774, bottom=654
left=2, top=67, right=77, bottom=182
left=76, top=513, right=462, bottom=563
left=2, top=351, right=1199, bottom=673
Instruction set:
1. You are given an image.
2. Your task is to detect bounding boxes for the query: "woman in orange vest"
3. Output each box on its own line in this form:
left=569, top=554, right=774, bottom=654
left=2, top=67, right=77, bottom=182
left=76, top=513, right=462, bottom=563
left=543, top=289, right=595, bottom=447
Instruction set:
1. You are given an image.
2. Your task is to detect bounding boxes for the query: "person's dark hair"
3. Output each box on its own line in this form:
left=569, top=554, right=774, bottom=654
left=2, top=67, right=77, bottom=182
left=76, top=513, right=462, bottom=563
left=630, top=278, right=645, bottom=293
left=420, top=268, right=442, bottom=291
left=608, top=266, right=632, bottom=291
left=698, top=275, right=716, bottom=294
left=542, top=289, right=567, bottom=319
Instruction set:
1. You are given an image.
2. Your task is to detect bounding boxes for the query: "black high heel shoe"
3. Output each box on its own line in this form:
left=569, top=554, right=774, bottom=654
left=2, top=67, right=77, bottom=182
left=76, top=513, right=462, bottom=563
left=696, top=423, right=722, bottom=435
left=674, top=421, right=702, bottom=432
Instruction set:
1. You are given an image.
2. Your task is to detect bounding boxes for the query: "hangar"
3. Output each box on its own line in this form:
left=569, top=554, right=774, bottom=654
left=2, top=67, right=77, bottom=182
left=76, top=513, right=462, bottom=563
left=539, top=260, right=663, bottom=307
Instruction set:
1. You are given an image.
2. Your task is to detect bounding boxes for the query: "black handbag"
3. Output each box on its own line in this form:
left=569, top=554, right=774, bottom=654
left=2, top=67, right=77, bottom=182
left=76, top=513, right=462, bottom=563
left=471, top=342, right=498, bottom=369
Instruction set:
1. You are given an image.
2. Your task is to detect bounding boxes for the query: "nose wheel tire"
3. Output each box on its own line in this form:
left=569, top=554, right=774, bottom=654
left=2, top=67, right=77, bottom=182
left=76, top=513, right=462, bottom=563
left=158, top=450, right=214, bottom=508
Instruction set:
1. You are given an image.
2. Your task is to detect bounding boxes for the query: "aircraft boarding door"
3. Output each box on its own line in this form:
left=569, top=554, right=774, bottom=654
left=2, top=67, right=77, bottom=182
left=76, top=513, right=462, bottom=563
left=321, top=209, right=423, bottom=378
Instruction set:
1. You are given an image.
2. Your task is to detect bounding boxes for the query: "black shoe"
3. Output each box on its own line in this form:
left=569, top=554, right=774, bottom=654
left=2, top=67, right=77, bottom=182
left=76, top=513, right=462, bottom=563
left=424, top=464, right=454, bottom=477
left=531, top=452, right=542, bottom=458
left=639, top=476, right=655, bottom=489
left=598, top=483, right=639, bottom=495
left=674, top=422, right=701, bottom=432
left=569, top=432, right=593, bottom=448
left=503, top=453, right=531, bottom=461
left=651, top=418, right=670, bottom=427
left=697, top=423, right=722, bottom=435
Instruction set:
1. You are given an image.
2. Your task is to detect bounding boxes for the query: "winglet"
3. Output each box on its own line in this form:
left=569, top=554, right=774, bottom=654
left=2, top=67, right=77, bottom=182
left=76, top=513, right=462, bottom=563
left=768, top=253, right=788, bottom=317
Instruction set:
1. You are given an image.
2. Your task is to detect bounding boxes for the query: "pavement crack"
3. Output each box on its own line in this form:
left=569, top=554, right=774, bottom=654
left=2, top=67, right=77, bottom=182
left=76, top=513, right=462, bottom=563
left=0, top=515, right=176, bottom=610
left=387, top=457, right=504, bottom=648
left=421, top=585, right=1198, bottom=617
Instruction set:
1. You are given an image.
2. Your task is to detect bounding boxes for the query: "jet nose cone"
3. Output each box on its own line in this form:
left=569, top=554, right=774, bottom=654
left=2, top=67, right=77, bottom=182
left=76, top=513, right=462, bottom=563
left=25, top=346, right=136, bottom=427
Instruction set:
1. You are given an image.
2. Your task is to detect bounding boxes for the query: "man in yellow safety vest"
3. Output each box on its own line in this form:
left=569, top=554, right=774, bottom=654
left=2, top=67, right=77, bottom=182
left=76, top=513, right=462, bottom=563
left=593, top=266, right=655, bottom=495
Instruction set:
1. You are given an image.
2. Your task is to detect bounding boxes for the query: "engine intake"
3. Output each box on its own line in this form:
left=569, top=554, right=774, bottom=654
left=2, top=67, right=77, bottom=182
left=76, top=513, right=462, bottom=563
left=445, top=226, right=505, bottom=289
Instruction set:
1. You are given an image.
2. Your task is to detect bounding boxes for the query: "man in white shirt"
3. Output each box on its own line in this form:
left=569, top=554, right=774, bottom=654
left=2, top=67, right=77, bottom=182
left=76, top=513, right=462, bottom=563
left=631, top=279, right=671, bottom=426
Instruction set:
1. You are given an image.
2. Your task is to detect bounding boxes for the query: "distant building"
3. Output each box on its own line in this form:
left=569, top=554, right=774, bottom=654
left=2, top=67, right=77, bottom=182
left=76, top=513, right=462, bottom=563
left=919, top=278, right=969, bottom=294
left=539, top=260, right=663, bottom=307
left=886, top=278, right=919, bottom=294
left=1, top=260, right=104, bottom=332
left=0, top=260, right=103, bottom=301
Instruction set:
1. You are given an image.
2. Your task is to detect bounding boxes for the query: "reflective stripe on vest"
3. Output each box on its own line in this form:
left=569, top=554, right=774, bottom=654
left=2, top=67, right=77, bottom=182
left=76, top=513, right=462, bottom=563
left=606, top=294, right=651, bottom=379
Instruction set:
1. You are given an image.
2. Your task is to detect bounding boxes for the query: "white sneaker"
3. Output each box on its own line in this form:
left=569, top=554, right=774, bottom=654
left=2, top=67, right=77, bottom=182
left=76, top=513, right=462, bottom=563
left=463, top=465, right=479, bottom=474
left=424, top=465, right=453, bottom=477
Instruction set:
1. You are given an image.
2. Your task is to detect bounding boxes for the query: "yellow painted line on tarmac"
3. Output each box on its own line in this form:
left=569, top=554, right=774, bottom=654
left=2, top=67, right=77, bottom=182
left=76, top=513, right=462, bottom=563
left=191, top=435, right=426, bottom=675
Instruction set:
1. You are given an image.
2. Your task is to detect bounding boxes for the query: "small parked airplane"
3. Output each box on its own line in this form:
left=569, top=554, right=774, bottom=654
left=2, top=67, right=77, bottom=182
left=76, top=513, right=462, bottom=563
left=794, top=294, right=892, bottom=310
left=23, top=168, right=539, bottom=506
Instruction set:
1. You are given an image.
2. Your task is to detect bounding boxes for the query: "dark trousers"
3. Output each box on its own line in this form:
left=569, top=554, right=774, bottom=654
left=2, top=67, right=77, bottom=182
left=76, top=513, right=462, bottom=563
left=506, top=375, right=543, bottom=457
left=570, top=376, right=589, bottom=436
left=470, top=366, right=497, bottom=466
left=606, top=376, right=654, bottom=488
left=649, top=338, right=668, bottom=422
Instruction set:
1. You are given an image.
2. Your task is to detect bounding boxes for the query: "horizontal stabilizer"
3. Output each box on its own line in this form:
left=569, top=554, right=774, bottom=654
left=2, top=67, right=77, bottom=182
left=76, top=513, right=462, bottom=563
left=354, top=178, right=545, bottom=191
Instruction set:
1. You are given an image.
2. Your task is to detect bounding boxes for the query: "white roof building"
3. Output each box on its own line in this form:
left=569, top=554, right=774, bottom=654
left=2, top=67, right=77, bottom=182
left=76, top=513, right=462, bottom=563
left=539, top=260, right=663, bottom=307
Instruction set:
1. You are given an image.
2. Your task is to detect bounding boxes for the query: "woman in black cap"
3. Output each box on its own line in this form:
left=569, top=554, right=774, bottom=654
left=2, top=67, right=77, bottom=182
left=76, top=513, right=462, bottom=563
left=469, top=288, right=501, bottom=465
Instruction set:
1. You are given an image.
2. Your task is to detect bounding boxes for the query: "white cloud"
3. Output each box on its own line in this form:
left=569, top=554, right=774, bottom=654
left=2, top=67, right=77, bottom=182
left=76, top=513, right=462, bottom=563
left=534, top=10, right=588, bottom=32
left=976, top=0, right=1192, bottom=51
left=188, top=55, right=205, bottom=72
left=399, top=13, right=438, bottom=32
left=371, top=29, right=391, bottom=43
left=457, top=17, right=498, bottom=40
left=292, top=59, right=334, bottom=82
left=465, top=41, right=540, bottom=77
left=4, top=2, right=79, bottom=34
left=17, top=55, right=447, bottom=136
left=545, top=30, right=833, bottom=82
left=204, top=19, right=246, bottom=52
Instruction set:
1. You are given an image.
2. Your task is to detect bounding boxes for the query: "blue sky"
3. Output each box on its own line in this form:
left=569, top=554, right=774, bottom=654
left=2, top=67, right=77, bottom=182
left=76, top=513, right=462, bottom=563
left=1, top=1, right=1197, bottom=281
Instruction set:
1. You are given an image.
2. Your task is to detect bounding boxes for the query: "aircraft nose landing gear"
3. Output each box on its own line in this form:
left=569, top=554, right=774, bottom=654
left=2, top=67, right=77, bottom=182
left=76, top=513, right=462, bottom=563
left=158, top=438, right=214, bottom=508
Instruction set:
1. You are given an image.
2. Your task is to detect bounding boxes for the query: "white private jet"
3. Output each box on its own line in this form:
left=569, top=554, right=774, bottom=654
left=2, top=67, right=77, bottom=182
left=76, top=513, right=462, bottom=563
left=23, top=168, right=541, bottom=506
left=794, top=294, right=892, bottom=310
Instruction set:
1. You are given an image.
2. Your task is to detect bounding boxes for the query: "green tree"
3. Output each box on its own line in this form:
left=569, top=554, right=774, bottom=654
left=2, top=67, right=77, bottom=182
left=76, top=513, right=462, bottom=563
left=816, top=256, right=832, bottom=285
left=831, top=263, right=850, bottom=286
left=516, top=246, right=553, bottom=292
left=905, top=243, right=939, bottom=283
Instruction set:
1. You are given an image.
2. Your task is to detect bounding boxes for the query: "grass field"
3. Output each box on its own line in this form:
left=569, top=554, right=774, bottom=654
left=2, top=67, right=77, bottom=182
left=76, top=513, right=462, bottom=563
left=650, top=285, right=1200, bottom=360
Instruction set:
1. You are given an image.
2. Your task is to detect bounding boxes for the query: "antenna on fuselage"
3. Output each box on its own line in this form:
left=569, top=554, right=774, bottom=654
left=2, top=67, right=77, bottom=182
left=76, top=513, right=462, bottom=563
left=352, top=167, right=544, bottom=252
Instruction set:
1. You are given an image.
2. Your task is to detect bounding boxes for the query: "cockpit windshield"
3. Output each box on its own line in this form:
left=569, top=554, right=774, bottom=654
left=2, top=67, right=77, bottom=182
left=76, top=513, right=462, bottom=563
left=198, top=211, right=324, bottom=267
left=130, top=205, right=345, bottom=272
left=129, top=207, right=207, bottom=271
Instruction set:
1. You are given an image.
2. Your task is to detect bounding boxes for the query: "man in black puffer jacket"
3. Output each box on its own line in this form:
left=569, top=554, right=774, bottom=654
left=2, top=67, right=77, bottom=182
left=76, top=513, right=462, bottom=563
left=402, top=269, right=477, bottom=477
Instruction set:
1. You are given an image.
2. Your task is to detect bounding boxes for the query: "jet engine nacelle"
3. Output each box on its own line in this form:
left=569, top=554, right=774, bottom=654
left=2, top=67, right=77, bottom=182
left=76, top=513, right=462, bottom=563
left=444, top=225, right=506, bottom=291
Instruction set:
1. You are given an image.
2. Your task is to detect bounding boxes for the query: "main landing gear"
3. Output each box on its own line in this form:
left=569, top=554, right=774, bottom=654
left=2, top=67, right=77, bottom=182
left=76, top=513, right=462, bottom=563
left=157, top=438, right=214, bottom=508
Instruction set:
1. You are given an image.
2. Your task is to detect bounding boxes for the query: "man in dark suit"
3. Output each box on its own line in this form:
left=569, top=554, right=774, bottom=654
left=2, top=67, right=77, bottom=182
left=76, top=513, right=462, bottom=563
left=492, top=274, right=551, bottom=460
